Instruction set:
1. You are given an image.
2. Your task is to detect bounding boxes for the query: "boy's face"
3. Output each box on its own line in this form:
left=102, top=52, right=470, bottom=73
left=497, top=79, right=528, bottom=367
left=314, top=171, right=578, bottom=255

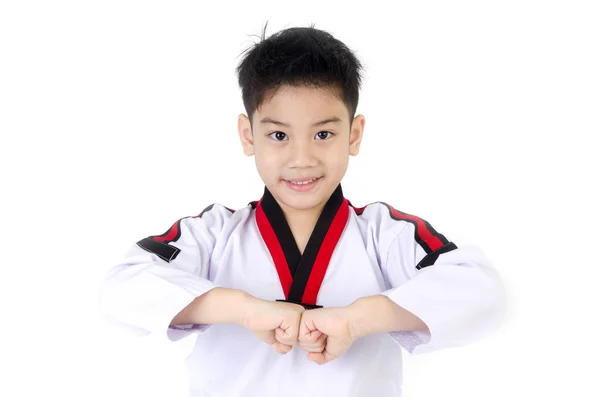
left=238, top=85, right=365, bottom=214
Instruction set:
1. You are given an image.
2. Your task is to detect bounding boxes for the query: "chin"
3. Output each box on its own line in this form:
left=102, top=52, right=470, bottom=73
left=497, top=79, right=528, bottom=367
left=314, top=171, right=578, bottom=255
left=285, top=196, right=324, bottom=211
left=280, top=197, right=325, bottom=212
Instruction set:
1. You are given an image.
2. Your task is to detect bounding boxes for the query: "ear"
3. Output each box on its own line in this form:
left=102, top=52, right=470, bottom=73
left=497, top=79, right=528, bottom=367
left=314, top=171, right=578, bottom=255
left=238, top=114, right=255, bottom=156
left=349, top=114, right=365, bottom=156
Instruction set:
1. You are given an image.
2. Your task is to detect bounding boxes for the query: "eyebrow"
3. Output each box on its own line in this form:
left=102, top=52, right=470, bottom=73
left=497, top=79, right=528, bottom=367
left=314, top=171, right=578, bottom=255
left=259, top=116, right=342, bottom=128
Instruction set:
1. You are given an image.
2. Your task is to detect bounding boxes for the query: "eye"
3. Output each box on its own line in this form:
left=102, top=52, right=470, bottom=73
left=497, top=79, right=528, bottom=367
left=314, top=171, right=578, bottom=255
left=315, top=131, right=333, bottom=140
left=268, top=131, right=288, bottom=141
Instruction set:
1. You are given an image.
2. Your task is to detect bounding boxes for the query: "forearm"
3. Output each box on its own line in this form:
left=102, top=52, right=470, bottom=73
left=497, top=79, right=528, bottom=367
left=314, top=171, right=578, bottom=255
left=349, top=294, right=429, bottom=338
left=170, top=287, right=250, bottom=327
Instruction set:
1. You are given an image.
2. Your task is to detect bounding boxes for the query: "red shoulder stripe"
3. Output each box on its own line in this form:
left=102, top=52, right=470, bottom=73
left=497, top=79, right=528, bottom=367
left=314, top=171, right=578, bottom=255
left=351, top=201, right=450, bottom=255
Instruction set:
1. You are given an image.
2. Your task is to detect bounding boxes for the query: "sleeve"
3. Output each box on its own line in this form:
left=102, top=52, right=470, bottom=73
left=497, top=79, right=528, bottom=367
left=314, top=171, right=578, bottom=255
left=98, top=204, right=233, bottom=343
left=375, top=204, right=507, bottom=355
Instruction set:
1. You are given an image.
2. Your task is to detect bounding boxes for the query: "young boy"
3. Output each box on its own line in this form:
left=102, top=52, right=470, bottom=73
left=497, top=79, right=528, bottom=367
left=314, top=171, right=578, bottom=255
left=99, top=25, right=506, bottom=397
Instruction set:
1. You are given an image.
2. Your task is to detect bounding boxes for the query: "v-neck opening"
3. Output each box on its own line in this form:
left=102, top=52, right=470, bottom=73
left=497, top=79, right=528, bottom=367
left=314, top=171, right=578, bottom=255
left=256, top=184, right=348, bottom=305
left=259, top=185, right=344, bottom=270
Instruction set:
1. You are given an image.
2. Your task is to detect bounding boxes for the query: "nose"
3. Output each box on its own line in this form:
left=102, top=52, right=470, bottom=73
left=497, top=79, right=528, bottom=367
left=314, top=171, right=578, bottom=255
left=286, top=138, right=317, bottom=169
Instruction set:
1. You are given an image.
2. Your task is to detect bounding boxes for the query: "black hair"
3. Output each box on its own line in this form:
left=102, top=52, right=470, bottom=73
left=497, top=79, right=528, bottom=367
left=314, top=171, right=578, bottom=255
left=236, top=22, right=365, bottom=127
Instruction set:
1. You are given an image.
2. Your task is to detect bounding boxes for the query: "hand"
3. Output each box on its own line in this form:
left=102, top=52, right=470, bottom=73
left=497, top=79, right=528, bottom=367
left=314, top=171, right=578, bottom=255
left=298, top=306, right=359, bottom=365
left=240, top=296, right=305, bottom=354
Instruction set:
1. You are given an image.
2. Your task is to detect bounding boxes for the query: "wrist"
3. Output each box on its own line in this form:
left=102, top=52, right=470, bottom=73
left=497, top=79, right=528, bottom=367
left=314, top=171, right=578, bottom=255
left=348, top=294, right=397, bottom=338
left=348, top=294, right=429, bottom=336
left=238, top=290, right=262, bottom=328
left=200, top=287, right=254, bottom=326
left=347, top=296, right=373, bottom=339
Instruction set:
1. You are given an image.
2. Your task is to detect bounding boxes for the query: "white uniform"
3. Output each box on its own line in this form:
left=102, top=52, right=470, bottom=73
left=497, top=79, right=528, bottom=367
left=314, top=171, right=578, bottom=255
left=99, top=185, right=506, bottom=397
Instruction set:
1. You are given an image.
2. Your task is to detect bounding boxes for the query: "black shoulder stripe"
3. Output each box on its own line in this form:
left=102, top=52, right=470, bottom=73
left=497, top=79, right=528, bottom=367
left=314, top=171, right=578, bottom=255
left=134, top=203, right=224, bottom=262
left=198, top=203, right=215, bottom=218
left=416, top=242, right=458, bottom=270
left=348, top=201, right=368, bottom=215
left=136, top=237, right=181, bottom=262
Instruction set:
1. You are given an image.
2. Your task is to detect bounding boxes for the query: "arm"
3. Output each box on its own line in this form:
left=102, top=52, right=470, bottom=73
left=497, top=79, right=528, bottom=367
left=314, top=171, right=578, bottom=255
left=348, top=294, right=429, bottom=338
left=297, top=294, right=431, bottom=365
left=98, top=204, right=232, bottom=341
left=169, top=287, right=248, bottom=326
left=297, top=205, right=505, bottom=364
left=171, top=287, right=306, bottom=354
left=348, top=203, right=507, bottom=354
left=100, top=203, right=306, bottom=354
left=379, top=219, right=507, bottom=354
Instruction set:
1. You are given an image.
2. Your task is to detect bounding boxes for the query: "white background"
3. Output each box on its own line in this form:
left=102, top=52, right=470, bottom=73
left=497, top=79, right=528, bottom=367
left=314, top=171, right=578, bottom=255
left=1, top=1, right=599, bottom=396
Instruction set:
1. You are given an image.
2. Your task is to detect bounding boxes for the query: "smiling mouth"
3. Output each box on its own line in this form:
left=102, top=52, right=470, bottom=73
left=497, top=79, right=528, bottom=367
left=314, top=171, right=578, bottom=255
left=285, top=176, right=322, bottom=185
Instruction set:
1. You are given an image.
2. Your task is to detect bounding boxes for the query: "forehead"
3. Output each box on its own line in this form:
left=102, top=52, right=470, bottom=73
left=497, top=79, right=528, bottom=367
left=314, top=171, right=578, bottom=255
left=257, top=85, right=348, bottom=123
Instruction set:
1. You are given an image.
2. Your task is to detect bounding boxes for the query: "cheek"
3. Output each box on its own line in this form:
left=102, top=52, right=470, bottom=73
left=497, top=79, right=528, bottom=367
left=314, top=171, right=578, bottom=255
left=331, top=160, right=349, bottom=176
left=256, top=147, right=279, bottom=165
left=254, top=147, right=281, bottom=178
left=325, top=148, right=350, bottom=175
left=321, top=143, right=349, bottom=162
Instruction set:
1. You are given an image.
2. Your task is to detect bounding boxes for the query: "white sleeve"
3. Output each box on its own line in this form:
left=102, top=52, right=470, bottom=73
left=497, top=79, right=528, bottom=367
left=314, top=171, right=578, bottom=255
left=375, top=205, right=507, bottom=355
left=98, top=204, right=232, bottom=343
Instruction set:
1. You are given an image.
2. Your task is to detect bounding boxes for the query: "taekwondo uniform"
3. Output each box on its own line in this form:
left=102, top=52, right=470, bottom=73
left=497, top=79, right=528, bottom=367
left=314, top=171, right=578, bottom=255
left=99, top=185, right=506, bottom=397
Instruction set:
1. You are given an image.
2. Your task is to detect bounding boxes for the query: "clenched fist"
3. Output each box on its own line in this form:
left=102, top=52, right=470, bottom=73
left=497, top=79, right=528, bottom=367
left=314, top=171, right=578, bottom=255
left=298, top=306, right=359, bottom=365
left=240, top=296, right=305, bottom=354
left=239, top=296, right=362, bottom=362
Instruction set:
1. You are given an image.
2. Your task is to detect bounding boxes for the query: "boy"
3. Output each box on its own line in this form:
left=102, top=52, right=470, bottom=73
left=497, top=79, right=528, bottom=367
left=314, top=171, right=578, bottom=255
left=99, top=25, right=506, bottom=397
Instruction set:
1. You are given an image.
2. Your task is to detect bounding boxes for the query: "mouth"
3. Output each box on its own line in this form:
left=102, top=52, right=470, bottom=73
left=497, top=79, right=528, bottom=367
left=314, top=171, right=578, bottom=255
left=284, top=176, right=322, bottom=185
left=283, top=176, right=323, bottom=191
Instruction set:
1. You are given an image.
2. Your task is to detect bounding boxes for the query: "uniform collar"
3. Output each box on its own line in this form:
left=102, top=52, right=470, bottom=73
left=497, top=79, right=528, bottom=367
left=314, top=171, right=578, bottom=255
left=255, top=183, right=348, bottom=307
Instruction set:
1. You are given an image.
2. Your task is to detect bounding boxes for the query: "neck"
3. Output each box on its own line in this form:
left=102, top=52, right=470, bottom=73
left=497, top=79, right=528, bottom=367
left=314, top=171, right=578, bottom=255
left=279, top=201, right=326, bottom=231
left=259, top=184, right=344, bottom=253
left=278, top=201, right=327, bottom=255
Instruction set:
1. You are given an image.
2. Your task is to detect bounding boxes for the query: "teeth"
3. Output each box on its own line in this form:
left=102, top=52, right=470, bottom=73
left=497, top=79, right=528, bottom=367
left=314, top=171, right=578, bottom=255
left=290, top=178, right=318, bottom=185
